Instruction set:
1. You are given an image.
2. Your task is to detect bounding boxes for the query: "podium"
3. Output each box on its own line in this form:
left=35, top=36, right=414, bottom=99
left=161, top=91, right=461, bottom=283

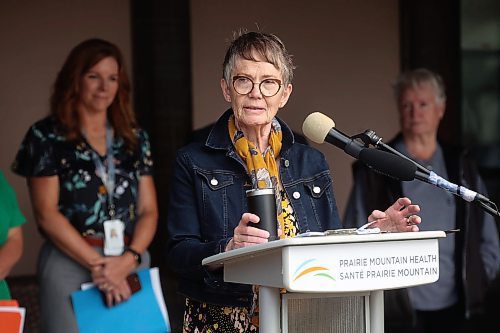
left=203, top=230, right=445, bottom=333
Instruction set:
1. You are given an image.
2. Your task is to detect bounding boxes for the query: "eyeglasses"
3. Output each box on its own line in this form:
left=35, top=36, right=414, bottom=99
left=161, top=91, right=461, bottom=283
left=232, top=76, right=282, bottom=97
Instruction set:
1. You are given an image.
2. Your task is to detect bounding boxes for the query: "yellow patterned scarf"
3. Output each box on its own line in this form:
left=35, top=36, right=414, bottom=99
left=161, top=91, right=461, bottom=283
left=228, top=115, right=282, bottom=190
left=228, top=114, right=285, bottom=235
left=229, top=115, right=298, bottom=327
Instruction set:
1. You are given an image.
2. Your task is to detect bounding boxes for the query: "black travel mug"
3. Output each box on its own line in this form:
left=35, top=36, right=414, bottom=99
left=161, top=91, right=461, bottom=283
left=246, top=188, right=278, bottom=241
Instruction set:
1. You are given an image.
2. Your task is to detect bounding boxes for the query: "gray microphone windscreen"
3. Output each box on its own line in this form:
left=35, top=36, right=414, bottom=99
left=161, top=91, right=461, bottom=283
left=302, top=112, right=335, bottom=144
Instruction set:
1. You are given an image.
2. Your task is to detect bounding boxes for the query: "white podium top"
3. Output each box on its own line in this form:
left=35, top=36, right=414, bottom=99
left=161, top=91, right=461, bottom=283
left=203, top=231, right=446, bottom=292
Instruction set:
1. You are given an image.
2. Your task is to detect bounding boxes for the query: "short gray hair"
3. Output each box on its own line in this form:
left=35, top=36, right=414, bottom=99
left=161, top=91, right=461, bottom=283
left=222, top=30, right=295, bottom=86
left=393, top=68, right=446, bottom=106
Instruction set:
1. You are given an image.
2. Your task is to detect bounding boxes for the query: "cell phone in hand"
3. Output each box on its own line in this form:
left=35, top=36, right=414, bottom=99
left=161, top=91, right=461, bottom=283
left=102, top=272, right=142, bottom=307
left=126, top=272, right=142, bottom=294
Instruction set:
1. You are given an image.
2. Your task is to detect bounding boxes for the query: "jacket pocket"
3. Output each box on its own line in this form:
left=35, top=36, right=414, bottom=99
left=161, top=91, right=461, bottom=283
left=196, top=169, right=235, bottom=191
left=195, top=169, right=244, bottom=240
left=302, top=173, right=332, bottom=198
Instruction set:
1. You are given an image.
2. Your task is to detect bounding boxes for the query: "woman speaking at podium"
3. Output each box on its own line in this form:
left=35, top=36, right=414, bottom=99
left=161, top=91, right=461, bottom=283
left=166, top=30, right=421, bottom=332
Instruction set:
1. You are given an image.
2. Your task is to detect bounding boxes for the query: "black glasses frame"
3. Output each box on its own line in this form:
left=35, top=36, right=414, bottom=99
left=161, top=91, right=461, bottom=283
left=232, top=76, right=283, bottom=97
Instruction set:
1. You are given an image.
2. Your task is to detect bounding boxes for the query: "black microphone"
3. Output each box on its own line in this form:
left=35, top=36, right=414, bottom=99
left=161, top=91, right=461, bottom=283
left=303, top=114, right=499, bottom=216
left=302, top=112, right=417, bottom=181
left=361, top=128, right=493, bottom=205
left=302, top=112, right=364, bottom=159
left=358, top=148, right=417, bottom=181
left=359, top=129, right=431, bottom=175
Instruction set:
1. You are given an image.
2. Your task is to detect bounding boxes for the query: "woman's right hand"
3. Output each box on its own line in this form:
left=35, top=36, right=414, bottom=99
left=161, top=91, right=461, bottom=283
left=225, top=213, right=270, bottom=251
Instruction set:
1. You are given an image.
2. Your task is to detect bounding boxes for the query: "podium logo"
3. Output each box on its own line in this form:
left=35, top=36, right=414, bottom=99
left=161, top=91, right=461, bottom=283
left=293, top=259, right=335, bottom=282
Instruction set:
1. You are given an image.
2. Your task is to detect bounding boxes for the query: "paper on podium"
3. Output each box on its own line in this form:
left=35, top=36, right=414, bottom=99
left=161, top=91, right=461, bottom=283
left=0, top=300, right=26, bottom=333
left=71, top=267, right=170, bottom=333
left=295, top=226, right=381, bottom=237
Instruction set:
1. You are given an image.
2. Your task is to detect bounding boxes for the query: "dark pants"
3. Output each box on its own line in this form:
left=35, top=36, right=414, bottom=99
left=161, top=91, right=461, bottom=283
left=414, top=305, right=465, bottom=333
left=386, top=304, right=489, bottom=333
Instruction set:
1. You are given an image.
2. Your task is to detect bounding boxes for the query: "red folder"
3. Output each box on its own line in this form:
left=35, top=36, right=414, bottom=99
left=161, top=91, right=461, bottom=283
left=0, top=299, right=26, bottom=333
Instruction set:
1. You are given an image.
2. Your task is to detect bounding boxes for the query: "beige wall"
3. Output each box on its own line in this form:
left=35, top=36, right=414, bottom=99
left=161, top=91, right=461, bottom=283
left=191, top=1, right=401, bottom=219
left=0, top=0, right=131, bottom=275
left=2, top=0, right=400, bottom=276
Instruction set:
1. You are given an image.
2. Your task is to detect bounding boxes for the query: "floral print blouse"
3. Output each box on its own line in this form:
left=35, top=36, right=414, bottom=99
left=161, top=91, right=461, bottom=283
left=11, top=116, right=153, bottom=237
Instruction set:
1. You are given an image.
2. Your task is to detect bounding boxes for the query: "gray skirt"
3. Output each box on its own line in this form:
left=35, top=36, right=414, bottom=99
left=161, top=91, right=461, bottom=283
left=37, top=241, right=150, bottom=333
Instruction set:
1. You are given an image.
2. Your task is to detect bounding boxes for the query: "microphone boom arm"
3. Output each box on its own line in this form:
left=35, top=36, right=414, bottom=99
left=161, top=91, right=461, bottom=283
left=355, top=129, right=500, bottom=218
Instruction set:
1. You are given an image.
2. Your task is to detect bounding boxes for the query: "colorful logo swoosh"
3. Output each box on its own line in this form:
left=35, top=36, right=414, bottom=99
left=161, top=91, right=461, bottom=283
left=293, top=258, right=335, bottom=282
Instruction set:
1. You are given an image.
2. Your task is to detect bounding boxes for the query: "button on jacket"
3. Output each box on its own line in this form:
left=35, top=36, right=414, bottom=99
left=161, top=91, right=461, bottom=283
left=166, top=109, right=342, bottom=307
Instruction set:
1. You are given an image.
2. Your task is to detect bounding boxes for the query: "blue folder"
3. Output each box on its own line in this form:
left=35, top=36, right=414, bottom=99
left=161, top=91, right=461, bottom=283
left=71, top=267, right=170, bottom=333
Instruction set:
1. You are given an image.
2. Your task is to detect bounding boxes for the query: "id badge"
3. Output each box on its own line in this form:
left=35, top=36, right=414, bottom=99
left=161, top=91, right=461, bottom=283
left=103, top=219, right=125, bottom=256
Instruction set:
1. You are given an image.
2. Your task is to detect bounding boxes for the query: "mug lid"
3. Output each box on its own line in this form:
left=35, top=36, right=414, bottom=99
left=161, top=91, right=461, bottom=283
left=246, top=188, right=274, bottom=196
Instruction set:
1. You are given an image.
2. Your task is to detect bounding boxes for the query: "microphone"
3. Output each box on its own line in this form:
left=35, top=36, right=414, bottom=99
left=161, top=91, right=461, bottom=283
left=302, top=113, right=499, bottom=216
left=359, top=129, right=431, bottom=175
left=362, top=128, right=492, bottom=204
left=358, top=148, right=417, bottom=181
left=302, top=112, right=416, bottom=181
left=302, top=112, right=364, bottom=159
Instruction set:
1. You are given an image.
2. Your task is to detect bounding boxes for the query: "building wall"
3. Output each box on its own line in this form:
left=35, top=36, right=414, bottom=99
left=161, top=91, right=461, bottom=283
left=1, top=0, right=400, bottom=276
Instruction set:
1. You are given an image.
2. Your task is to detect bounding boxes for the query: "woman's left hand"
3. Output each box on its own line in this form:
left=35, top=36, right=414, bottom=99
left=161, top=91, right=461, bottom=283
left=101, top=278, right=132, bottom=307
left=367, top=197, right=421, bottom=232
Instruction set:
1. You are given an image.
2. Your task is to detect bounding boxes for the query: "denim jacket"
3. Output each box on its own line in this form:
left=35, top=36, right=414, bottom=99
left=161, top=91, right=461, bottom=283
left=166, top=109, right=342, bottom=307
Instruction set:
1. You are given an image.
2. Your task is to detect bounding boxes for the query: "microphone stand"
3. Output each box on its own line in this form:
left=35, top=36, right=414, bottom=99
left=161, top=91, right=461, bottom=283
left=476, top=200, right=500, bottom=219
left=352, top=130, right=500, bottom=218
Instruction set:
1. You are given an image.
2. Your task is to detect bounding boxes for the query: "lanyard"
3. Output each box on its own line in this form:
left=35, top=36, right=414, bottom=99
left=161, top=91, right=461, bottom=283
left=84, top=123, right=116, bottom=217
